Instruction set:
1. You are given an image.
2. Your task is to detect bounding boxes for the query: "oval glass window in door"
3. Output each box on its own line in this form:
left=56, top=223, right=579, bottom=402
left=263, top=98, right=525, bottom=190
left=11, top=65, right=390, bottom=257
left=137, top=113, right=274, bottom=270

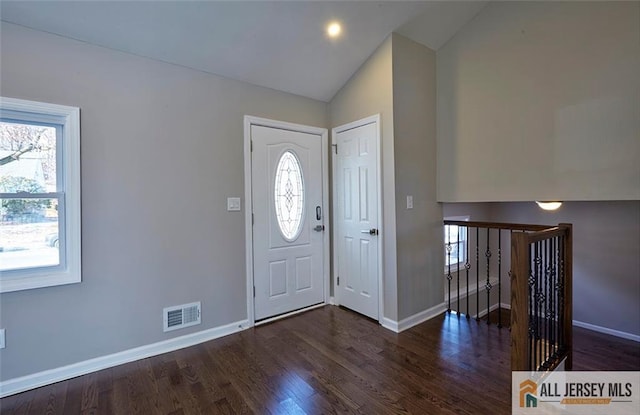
left=274, top=150, right=305, bottom=241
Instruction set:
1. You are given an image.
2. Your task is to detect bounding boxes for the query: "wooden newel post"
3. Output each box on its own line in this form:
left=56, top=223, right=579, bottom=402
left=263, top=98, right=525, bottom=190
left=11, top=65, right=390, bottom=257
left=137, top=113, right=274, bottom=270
left=511, top=231, right=530, bottom=371
left=560, top=223, right=573, bottom=370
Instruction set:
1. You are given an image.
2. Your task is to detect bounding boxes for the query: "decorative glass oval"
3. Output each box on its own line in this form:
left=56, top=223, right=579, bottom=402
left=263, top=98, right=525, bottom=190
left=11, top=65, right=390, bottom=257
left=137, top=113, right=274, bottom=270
left=274, top=150, right=305, bottom=241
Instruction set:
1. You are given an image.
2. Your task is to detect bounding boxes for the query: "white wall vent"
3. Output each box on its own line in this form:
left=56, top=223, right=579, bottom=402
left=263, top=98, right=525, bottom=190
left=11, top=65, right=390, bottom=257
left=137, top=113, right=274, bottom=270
left=163, top=302, right=201, bottom=332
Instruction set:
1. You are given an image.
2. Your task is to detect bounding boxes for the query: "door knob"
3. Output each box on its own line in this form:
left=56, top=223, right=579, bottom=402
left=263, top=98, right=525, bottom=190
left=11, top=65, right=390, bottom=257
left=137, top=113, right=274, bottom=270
left=314, top=225, right=325, bottom=232
left=361, top=228, right=379, bottom=235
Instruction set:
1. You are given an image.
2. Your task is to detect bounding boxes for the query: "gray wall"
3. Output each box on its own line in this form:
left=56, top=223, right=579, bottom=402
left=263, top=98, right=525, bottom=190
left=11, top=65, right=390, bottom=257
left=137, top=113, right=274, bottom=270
left=329, top=36, right=400, bottom=321
left=391, top=34, right=441, bottom=320
left=328, top=34, right=443, bottom=322
left=437, top=1, right=640, bottom=202
left=0, top=23, right=327, bottom=381
left=436, top=1, right=640, bottom=337
left=443, top=203, right=492, bottom=222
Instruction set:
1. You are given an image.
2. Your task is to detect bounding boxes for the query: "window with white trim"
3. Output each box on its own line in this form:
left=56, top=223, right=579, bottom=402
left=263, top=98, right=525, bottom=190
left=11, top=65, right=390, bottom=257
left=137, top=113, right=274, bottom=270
left=0, top=97, right=81, bottom=293
left=444, top=216, right=469, bottom=271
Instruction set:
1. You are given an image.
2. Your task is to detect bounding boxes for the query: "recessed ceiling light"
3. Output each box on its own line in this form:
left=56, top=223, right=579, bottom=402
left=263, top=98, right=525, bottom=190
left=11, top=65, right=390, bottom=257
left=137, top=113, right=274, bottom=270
left=327, top=22, right=342, bottom=38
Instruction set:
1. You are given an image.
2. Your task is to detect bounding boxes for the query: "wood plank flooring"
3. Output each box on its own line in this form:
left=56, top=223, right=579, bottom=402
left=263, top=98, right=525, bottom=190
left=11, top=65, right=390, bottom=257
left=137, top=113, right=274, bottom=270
left=1, top=306, right=638, bottom=414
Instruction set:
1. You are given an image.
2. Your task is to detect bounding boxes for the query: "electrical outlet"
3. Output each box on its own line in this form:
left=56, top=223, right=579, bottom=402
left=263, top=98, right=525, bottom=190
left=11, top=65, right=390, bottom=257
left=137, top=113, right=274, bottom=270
left=0, top=329, right=5, bottom=349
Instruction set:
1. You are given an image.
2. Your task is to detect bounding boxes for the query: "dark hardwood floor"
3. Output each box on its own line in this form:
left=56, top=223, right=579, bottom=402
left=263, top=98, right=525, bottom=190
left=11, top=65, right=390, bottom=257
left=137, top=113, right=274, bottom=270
left=2, top=306, right=638, bottom=414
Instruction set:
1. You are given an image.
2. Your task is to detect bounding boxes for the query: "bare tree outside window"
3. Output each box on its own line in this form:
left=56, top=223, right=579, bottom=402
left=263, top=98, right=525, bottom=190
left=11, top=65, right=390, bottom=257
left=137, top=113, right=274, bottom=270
left=0, top=122, right=56, bottom=182
left=0, top=121, right=59, bottom=271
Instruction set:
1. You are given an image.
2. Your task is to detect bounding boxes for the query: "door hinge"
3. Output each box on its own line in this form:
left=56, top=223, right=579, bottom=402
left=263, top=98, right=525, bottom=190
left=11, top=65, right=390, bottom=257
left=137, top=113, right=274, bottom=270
left=253, top=286, right=256, bottom=297
left=332, top=143, right=338, bottom=154
left=252, top=213, right=254, bottom=225
left=337, top=276, right=340, bottom=286
left=250, top=140, right=253, bottom=152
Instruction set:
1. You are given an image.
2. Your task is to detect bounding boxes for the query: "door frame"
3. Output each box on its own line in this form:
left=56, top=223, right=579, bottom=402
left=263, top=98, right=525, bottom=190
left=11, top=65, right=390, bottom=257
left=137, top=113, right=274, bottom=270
left=244, top=115, right=330, bottom=327
left=331, top=114, right=384, bottom=322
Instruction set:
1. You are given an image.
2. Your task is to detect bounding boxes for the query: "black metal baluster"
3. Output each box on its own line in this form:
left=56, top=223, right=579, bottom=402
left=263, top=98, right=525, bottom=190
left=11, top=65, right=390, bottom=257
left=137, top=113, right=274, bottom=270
left=543, top=238, right=548, bottom=367
left=540, top=239, right=547, bottom=368
left=476, top=227, right=480, bottom=321
left=553, top=238, right=560, bottom=354
left=535, top=241, right=542, bottom=370
left=538, top=240, right=545, bottom=369
left=546, top=240, right=550, bottom=366
left=528, top=241, right=535, bottom=371
left=558, top=235, right=565, bottom=352
left=553, top=235, right=559, bottom=357
left=498, top=230, right=502, bottom=328
left=457, top=225, right=461, bottom=318
left=550, top=236, right=555, bottom=359
left=486, top=228, right=492, bottom=324
left=466, top=226, right=470, bottom=319
left=551, top=240, right=555, bottom=362
left=532, top=241, right=537, bottom=370
left=446, top=224, right=452, bottom=313
left=547, top=238, right=553, bottom=364
left=540, top=240, right=546, bottom=369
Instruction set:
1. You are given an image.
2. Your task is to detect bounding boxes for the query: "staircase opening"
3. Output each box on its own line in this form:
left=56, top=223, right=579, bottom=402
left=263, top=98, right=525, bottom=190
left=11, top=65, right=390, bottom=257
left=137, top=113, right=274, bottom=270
left=443, top=220, right=573, bottom=372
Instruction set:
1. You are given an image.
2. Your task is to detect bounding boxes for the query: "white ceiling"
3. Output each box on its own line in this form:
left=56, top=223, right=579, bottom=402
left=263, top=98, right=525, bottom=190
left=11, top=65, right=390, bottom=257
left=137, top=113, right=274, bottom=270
left=0, top=1, right=487, bottom=102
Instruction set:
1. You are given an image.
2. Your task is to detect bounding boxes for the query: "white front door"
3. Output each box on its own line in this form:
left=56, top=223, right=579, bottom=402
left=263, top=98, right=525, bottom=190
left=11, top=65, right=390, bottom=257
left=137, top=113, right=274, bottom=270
left=251, top=123, right=327, bottom=321
left=333, top=117, right=380, bottom=320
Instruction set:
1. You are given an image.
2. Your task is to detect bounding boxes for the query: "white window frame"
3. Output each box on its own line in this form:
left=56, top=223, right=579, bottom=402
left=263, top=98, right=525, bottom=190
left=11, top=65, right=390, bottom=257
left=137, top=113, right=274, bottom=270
left=0, top=97, right=81, bottom=293
left=444, top=215, right=469, bottom=273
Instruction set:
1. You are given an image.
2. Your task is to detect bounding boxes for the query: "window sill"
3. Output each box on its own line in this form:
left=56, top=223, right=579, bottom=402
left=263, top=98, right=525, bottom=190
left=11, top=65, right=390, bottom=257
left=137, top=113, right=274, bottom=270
left=0, top=270, right=80, bottom=293
left=445, top=263, right=468, bottom=274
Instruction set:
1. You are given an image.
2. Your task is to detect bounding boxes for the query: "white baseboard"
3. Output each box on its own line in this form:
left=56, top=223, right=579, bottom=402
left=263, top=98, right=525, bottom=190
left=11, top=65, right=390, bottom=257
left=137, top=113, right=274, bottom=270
left=381, top=302, right=447, bottom=333
left=0, top=318, right=250, bottom=398
left=380, top=317, right=400, bottom=332
left=473, top=302, right=511, bottom=319
left=444, top=276, right=500, bottom=303
left=572, top=320, right=640, bottom=343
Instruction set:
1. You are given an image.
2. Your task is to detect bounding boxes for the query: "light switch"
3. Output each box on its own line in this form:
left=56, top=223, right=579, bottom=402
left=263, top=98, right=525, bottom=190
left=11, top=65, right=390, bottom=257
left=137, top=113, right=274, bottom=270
left=406, top=195, right=413, bottom=209
left=227, top=197, right=241, bottom=211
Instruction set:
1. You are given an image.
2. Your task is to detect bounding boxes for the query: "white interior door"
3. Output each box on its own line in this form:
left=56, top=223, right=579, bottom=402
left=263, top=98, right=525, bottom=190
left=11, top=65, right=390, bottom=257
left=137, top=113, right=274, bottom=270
left=251, top=124, right=326, bottom=321
left=333, top=117, right=380, bottom=320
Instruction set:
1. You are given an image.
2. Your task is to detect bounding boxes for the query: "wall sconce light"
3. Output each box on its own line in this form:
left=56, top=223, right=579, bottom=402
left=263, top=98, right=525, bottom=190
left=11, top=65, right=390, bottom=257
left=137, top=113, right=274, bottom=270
left=535, top=201, right=563, bottom=211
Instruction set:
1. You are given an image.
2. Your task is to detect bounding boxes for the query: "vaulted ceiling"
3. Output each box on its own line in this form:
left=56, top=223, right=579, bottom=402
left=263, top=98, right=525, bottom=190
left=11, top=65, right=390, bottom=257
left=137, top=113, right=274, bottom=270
left=0, top=1, right=487, bottom=102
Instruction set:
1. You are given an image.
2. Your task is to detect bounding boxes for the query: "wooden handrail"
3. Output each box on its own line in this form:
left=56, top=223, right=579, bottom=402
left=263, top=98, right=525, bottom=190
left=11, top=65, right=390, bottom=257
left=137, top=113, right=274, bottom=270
left=522, top=227, right=564, bottom=243
left=443, top=220, right=552, bottom=232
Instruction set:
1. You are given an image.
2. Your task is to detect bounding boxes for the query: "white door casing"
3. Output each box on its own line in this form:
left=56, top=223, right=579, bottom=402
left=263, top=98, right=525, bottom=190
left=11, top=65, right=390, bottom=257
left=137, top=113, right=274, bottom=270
left=332, top=115, right=382, bottom=321
left=245, top=117, right=329, bottom=323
